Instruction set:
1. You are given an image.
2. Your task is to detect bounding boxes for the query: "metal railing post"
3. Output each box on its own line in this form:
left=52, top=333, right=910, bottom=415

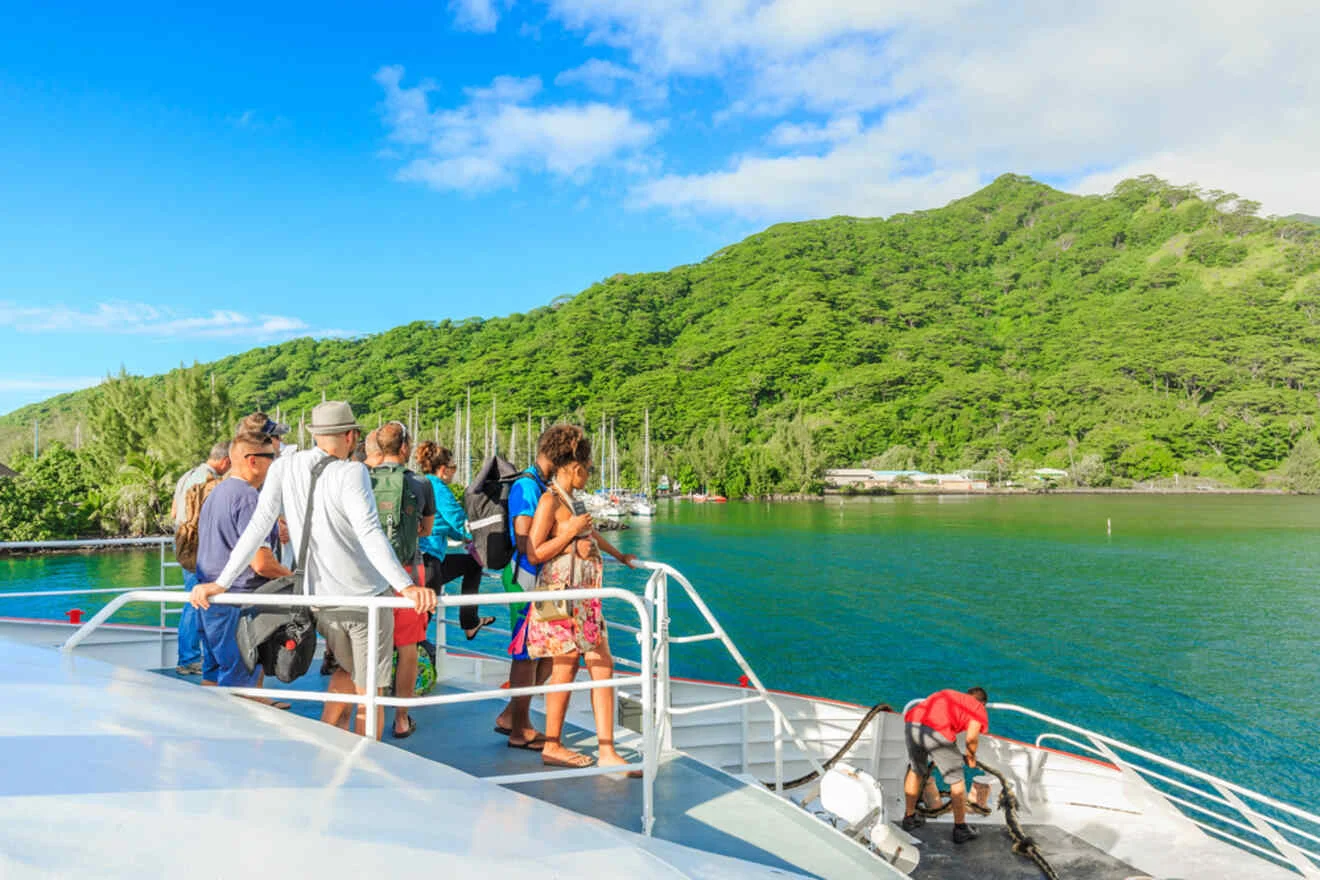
left=774, top=716, right=784, bottom=793
left=740, top=694, right=750, bottom=774
left=652, top=568, right=672, bottom=751
left=638, top=580, right=656, bottom=837
left=365, top=607, right=379, bottom=740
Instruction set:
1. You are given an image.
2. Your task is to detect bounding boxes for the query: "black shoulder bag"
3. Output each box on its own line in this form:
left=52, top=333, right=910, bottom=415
left=236, top=455, right=335, bottom=682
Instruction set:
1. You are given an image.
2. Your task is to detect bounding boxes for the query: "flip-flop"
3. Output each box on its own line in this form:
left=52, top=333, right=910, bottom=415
left=392, top=717, right=417, bottom=740
left=465, top=616, right=497, bottom=640
left=494, top=725, right=513, bottom=736
left=542, top=752, right=594, bottom=769
left=272, top=701, right=292, bottom=711
left=508, top=735, right=547, bottom=751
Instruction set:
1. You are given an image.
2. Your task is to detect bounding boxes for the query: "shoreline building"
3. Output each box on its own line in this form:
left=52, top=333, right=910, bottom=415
left=824, top=468, right=989, bottom=491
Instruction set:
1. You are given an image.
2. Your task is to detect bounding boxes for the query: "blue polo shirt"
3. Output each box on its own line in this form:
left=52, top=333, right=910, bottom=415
left=508, top=466, right=548, bottom=579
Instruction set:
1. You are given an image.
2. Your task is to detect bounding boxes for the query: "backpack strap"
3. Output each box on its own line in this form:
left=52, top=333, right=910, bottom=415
left=295, top=455, right=336, bottom=596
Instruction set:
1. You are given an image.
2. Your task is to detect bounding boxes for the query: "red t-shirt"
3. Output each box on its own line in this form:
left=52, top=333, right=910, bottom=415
left=905, top=690, right=989, bottom=741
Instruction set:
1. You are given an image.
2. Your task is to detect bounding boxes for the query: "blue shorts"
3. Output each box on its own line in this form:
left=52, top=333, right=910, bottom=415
left=200, top=604, right=262, bottom=688
left=508, top=602, right=532, bottom=661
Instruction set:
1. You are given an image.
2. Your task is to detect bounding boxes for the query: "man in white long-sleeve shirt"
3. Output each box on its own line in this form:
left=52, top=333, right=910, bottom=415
left=191, top=401, right=436, bottom=738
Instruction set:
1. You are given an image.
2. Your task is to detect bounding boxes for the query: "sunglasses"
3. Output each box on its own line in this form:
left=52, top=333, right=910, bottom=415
left=387, top=420, right=410, bottom=443
left=247, top=452, right=276, bottom=460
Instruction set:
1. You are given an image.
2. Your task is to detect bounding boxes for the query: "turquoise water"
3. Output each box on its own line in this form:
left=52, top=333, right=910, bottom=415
left=4, top=495, right=1317, bottom=795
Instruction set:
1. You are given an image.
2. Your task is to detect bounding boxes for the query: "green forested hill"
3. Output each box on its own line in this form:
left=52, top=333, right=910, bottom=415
left=6, top=174, right=1320, bottom=501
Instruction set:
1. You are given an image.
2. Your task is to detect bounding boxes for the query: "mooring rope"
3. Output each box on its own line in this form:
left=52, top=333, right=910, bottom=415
left=757, top=703, right=1061, bottom=880
left=759, top=701, right=894, bottom=791
left=972, top=761, right=1061, bottom=880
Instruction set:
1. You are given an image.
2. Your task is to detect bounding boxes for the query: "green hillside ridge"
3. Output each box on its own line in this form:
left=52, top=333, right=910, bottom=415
left=5, top=173, right=1320, bottom=529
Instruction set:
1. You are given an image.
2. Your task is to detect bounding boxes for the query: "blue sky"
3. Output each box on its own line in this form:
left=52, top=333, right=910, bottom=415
left=2, top=0, right=1316, bottom=414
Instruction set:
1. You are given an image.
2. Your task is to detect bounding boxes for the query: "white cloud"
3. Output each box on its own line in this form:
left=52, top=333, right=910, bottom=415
left=541, top=0, right=1320, bottom=219
left=0, top=301, right=349, bottom=341
left=449, top=0, right=503, bottom=32
left=554, top=59, right=668, bottom=104
left=638, top=141, right=980, bottom=220
left=768, top=115, right=862, bottom=148
left=375, top=65, right=656, bottom=192
left=0, top=376, right=103, bottom=394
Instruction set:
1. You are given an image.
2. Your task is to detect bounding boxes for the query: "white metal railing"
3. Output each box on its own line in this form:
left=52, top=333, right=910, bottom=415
left=639, top=561, right=826, bottom=793
left=60, top=585, right=658, bottom=835
left=0, top=537, right=185, bottom=667
left=0, top=537, right=174, bottom=552
left=993, top=702, right=1320, bottom=878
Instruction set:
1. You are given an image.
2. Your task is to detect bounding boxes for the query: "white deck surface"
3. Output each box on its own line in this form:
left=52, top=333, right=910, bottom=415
left=0, top=638, right=807, bottom=879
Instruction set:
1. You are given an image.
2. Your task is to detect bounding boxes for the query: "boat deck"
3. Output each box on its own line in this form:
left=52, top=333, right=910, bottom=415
left=907, top=821, right=1139, bottom=879
left=156, top=666, right=893, bottom=879
left=153, top=662, right=1301, bottom=880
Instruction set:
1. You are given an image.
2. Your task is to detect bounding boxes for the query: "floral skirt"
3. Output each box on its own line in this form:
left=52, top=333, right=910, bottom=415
left=527, top=547, right=605, bottom=658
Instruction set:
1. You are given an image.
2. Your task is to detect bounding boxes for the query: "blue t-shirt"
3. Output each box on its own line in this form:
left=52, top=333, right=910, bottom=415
left=419, top=473, right=471, bottom=558
left=508, top=467, right=548, bottom=577
left=195, top=478, right=280, bottom=593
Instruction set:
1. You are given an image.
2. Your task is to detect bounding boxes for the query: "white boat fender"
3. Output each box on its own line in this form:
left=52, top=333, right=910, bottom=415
left=820, top=763, right=921, bottom=874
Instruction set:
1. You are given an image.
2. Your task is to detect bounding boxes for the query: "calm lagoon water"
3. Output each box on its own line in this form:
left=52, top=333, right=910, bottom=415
left=4, top=494, right=1317, bottom=794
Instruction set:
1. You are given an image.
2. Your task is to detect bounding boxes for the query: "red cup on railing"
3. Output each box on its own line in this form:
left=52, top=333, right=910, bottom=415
left=66, top=609, right=84, bottom=624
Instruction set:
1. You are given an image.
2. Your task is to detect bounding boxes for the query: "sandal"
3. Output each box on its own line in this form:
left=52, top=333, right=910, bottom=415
left=542, top=751, right=594, bottom=769
left=465, top=616, right=496, bottom=640
left=392, top=716, right=417, bottom=740
left=507, top=735, right=547, bottom=751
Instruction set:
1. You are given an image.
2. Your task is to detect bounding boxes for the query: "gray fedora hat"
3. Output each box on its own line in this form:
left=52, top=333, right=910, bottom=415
left=307, top=401, right=363, bottom=435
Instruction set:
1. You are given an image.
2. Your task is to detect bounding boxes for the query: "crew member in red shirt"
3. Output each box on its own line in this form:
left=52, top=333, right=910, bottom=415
left=900, top=686, right=990, bottom=844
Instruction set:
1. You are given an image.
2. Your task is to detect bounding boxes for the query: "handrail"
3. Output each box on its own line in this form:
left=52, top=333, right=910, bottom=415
left=639, top=561, right=827, bottom=792
left=0, top=537, right=173, bottom=552
left=0, top=585, right=171, bottom=600
left=992, top=702, right=1320, bottom=877
left=62, top=585, right=658, bottom=836
left=1035, top=733, right=1107, bottom=759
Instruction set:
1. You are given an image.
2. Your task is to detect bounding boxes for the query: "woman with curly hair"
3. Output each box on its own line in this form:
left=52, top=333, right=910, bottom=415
left=415, top=441, right=495, bottom=639
left=525, top=424, right=637, bottom=771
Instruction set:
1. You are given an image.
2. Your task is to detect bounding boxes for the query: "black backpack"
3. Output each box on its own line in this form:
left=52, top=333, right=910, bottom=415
left=464, top=456, right=522, bottom=571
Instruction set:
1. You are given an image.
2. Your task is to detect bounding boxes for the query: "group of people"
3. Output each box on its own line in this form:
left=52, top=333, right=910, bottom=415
left=171, top=400, right=993, bottom=811
left=174, top=400, right=637, bottom=771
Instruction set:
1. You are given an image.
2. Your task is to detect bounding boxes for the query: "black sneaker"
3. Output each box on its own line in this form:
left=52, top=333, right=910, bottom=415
left=900, top=814, right=925, bottom=831
left=952, top=823, right=978, bottom=844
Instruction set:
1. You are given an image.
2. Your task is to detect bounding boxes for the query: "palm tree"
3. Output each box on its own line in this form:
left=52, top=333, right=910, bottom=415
left=106, top=453, right=174, bottom=535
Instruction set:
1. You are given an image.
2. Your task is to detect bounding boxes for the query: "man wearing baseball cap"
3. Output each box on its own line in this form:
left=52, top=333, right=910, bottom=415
left=238, top=412, right=290, bottom=451
left=191, top=401, right=436, bottom=738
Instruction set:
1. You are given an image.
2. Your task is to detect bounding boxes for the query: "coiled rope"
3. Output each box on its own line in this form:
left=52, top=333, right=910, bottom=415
left=760, top=704, right=1061, bottom=880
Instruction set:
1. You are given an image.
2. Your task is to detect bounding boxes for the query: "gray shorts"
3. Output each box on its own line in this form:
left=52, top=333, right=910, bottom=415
left=906, top=722, right=966, bottom=784
left=316, top=607, right=394, bottom=692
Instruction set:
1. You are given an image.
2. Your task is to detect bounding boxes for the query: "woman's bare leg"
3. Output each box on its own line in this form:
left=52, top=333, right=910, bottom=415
left=541, top=651, right=589, bottom=765
left=583, top=637, right=632, bottom=770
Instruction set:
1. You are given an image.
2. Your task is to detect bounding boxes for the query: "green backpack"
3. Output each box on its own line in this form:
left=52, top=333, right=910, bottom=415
left=369, top=463, right=421, bottom=564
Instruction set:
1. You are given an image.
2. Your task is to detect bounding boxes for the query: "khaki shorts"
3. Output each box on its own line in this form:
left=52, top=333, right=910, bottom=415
left=317, top=606, right=394, bottom=692
left=906, top=722, right=966, bottom=783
